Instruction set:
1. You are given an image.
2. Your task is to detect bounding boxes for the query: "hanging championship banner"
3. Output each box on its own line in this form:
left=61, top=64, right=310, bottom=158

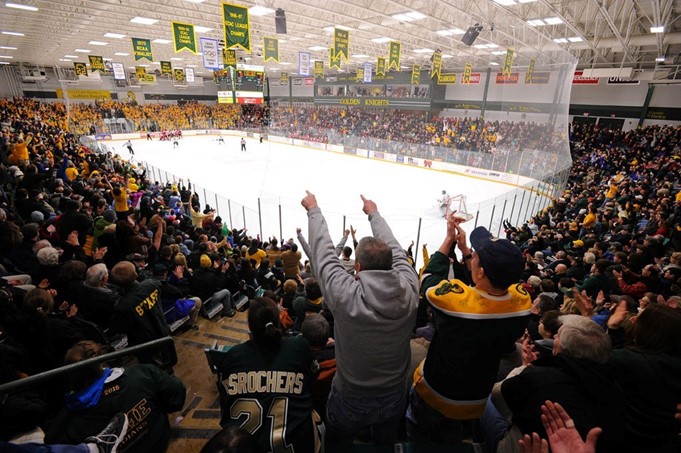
left=111, top=62, right=126, bottom=80
left=430, top=51, right=442, bottom=80
left=363, top=63, right=372, bottom=83
left=131, top=37, right=153, bottom=61
left=200, top=38, right=220, bottom=70
left=280, top=72, right=288, bottom=84
left=525, top=58, right=535, bottom=83
left=502, top=48, right=514, bottom=77
left=376, top=57, right=386, bottom=76
left=185, top=67, right=195, bottom=83
left=411, top=64, right=420, bottom=84
left=172, top=22, right=197, bottom=54
left=333, top=28, right=349, bottom=62
left=174, top=68, right=185, bottom=83
left=223, top=48, right=237, bottom=69
left=356, top=67, right=364, bottom=81
left=462, top=62, right=473, bottom=84
left=329, top=48, right=341, bottom=69
left=314, top=60, right=324, bottom=78
left=160, top=61, right=173, bottom=75
left=222, top=2, right=251, bottom=52
left=298, top=52, right=310, bottom=76
left=263, top=37, right=279, bottom=63
left=74, top=62, right=88, bottom=76
left=88, top=55, right=105, bottom=73
left=388, top=41, right=400, bottom=70
left=135, top=66, right=147, bottom=80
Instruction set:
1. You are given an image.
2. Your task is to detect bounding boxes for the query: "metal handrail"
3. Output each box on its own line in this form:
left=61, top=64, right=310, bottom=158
left=0, top=336, right=177, bottom=395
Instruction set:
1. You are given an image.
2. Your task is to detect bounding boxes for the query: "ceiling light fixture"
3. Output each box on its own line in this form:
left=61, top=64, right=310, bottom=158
left=0, top=45, right=17, bottom=49
left=392, top=11, right=426, bottom=22
left=553, top=38, right=568, bottom=43
left=413, top=48, right=434, bottom=53
left=130, top=16, right=158, bottom=25
left=567, top=36, right=583, bottom=42
left=308, top=46, right=326, bottom=51
left=75, top=49, right=91, bottom=53
left=194, top=26, right=212, bottom=33
left=88, top=41, right=108, bottom=46
left=371, top=37, right=391, bottom=43
left=104, top=32, right=126, bottom=39
left=650, top=25, right=664, bottom=33
left=655, top=56, right=665, bottom=62
left=0, top=55, right=14, bottom=58
left=544, top=17, right=563, bottom=25
left=5, top=2, right=38, bottom=11
left=114, top=52, right=129, bottom=56
left=152, top=39, right=172, bottom=44
left=1, top=31, right=24, bottom=36
left=436, top=28, right=465, bottom=36
left=249, top=5, right=274, bottom=16
left=526, top=19, right=545, bottom=26
left=64, top=54, right=77, bottom=58
left=492, top=0, right=517, bottom=6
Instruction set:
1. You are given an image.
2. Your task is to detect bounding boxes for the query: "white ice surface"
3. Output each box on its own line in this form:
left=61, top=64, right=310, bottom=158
left=117, top=135, right=529, bottom=267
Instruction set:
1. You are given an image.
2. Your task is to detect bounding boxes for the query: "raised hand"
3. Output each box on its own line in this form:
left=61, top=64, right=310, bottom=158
left=518, top=433, right=548, bottom=453
left=360, top=194, right=377, bottom=215
left=541, top=400, right=600, bottom=453
left=301, top=190, right=318, bottom=211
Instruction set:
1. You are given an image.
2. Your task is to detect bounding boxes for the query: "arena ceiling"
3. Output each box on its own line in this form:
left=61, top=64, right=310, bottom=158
left=0, top=0, right=680, bottom=79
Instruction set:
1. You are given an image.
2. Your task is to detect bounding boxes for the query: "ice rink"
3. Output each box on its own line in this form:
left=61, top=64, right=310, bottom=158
left=116, top=134, right=539, bottom=266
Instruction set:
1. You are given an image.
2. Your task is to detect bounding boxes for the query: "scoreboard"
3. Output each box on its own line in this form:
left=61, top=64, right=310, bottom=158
left=216, top=64, right=265, bottom=104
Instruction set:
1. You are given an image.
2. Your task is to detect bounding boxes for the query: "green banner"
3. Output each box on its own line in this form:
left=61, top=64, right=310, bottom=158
left=131, top=37, right=153, bottom=62
left=502, top=48, right=514, bottom=77
left=329, top=48, right=341, bottom=69
left=462, top=62, right=472, bottom=84
left=135, top=66, right=147, bottom=79
left=132, top=38, right=154, bottom=62
left=223, top=48, right=237, bottom=69
left=333, top=28, right=349, bottom=62
left=280, top=72, right=288, bottom=84
left=356, top=67, right=364, bottom=81
left=172, top=22, right=197, bottom=54
left=263, top=37, right=279, bottom=63
left=376, top=57, right=386, bottom=76
left=525, top=58, right=535, bottom=83
left=388, top=41, right=400, bottom=70
left=430, top=51, right=442, bottom=80
left=314, top=60, right=324, bottom=78
left=159, top=61, right=172, bottom=75
left=411, top=64, right=420, bottom=84
left=174, top=68, right=185, bottom=83
left=222, top=2, right=251, bottom=52
left=88, top=55, right=105, bottom=73
left=73, top=62, right=88, bottom=77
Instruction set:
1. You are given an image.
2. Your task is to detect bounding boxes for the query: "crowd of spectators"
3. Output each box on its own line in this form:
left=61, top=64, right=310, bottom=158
left=270, top=105, right=564, bottom=157
left=0, top=96, right=680, bottom=453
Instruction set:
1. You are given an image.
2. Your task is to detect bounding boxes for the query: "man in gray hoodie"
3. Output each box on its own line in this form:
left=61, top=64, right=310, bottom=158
left=301, top=191, right=418, bottom=445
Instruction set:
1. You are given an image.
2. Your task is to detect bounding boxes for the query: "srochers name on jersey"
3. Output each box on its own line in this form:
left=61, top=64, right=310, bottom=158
left=224, top=371, right=304, bottom=396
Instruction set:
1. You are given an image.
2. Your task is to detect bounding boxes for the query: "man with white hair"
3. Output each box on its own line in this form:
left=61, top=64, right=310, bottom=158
left=484, top=315, right=626, bottom=452
left=74, top=263, right=121, bottom=329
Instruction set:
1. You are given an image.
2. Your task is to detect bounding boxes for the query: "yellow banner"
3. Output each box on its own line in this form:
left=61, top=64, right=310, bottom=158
left=333, top=28, right=349, bottom=62
left=430, top=51, right=442, bottom=79
left=356, top=67, right=364, bottom=81
left=462, top=62, right=472, bottom=84
left=314, top=60, right=324, bottom=78
left=411, top=64, right=420, bottom=84
left=172, top=21, right=197, bottom=54
left=56, top=89, right=112, bottom=100
left=88, top=55, right=105, bottom=73
left=73, top=62, right=88, bottom=77
left=376, top=57, right=386, bottom=76
left=437, top=73, right=457, bottom=84
left=329, top=48, right=341, bottom=69
left=263, top=37, right=279, bottom=63
left=160, top=61, right=173, bottom=75
left=222, top=2, right=251, bottom=52
left=388, top=41, right=400, bottom=70
left=525, top=58, right=535, bottom=83
left=135, top=66, right=147, bottom=79
left=174, top=68, right=185, bottom=83
left=502, top=48, right=514, bottom=77
left=223, top=48, right=237, bottom=69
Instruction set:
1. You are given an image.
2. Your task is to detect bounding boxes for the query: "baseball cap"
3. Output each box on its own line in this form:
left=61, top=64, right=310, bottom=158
left=470, top=226, right=525, bottom=289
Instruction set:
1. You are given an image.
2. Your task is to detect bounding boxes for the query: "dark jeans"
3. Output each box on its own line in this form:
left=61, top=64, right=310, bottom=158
left=325, top=384, right=407, bottom=445
left=405, top=387, right=463, bottom=443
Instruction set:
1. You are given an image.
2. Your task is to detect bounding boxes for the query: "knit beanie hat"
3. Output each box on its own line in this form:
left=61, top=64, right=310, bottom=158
left=200, top=254, right=212, bottom=268
left=103, top=209, right=117, bottom=223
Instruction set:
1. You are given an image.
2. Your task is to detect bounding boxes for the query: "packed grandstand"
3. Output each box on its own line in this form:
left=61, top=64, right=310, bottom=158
left=0, top=97, right=680, bottom=453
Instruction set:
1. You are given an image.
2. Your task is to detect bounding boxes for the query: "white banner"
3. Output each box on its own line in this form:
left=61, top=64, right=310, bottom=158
left=111, top=62, right=126, bottom=80
left=200, top=37, right=220, bottom=70
left=298, top=52, right=311, bottom=76
left=363, top=63, right=373, bottom=83
left=185, top=68, right=195, bottom=83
